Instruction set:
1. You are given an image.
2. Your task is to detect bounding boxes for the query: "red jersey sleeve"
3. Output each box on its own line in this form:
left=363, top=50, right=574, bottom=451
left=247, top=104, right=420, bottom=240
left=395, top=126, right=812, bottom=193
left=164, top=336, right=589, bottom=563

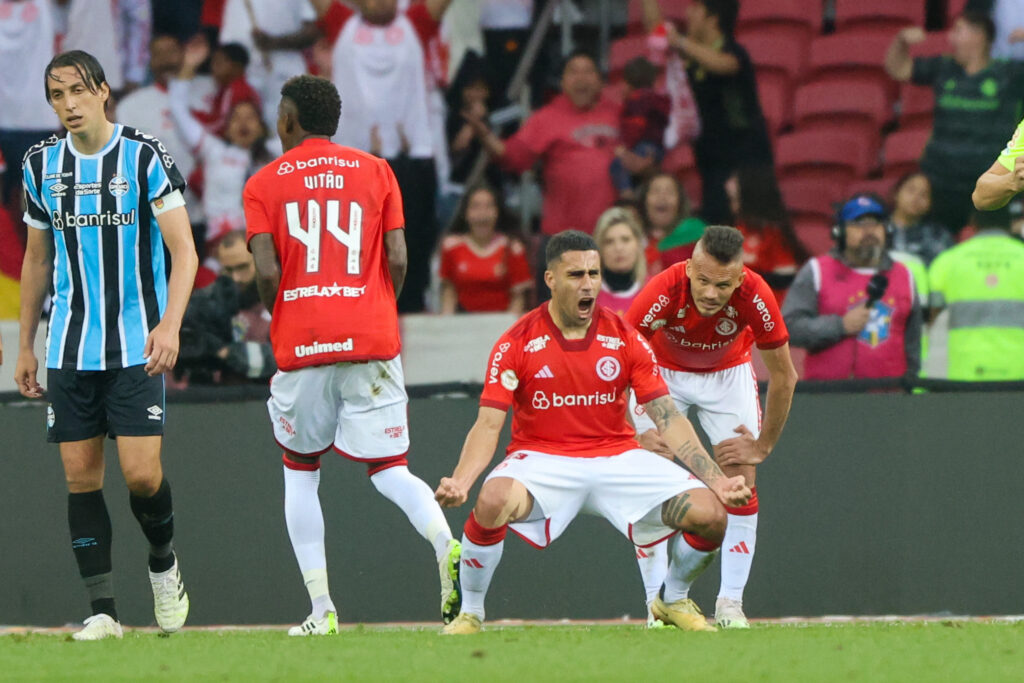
left=478, top=334, right=521, bottom=411
left=243, top=175, right=272, bottom=240
left=318, top=1, right=355, bottom=45
left=507, top=240, right=532, bottom=287
left=500, top=108, right=552, bottom=173
left=406, top=3, right=440, bottom=47
left=625, top=266, right=679, bottom=338
left=380, top=161, right=405, bottom=232
left=626, top=328, right=669, bottom=404
left=742, top=274, right=789, bottom=349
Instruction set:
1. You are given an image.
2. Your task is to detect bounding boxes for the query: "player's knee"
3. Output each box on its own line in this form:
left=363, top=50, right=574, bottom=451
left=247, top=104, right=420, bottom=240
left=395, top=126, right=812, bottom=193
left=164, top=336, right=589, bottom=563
left=121, top=464, right=162, bottom=496
left=474, top=479, right=515, bottom=527
left=665, top=490, right=727, bottom=541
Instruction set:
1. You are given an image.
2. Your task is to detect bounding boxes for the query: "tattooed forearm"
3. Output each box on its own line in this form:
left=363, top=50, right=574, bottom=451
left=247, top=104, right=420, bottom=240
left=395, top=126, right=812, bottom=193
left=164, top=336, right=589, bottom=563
left=642, top=396, right=725, bottom=485
left=645, top=396, right=677, bottom=433
left=661, top=492, right=692, bottom=527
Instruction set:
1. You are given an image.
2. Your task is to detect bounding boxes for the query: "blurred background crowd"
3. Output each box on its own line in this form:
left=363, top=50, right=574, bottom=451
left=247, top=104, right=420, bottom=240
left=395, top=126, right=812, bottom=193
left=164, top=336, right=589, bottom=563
left=1, top=0, right=1023, bottom=387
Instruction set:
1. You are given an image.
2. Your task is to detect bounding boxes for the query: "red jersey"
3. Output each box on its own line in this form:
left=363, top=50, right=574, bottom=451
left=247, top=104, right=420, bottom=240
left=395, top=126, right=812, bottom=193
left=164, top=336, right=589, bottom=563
left=244, top=138, right=404, bottom=371
left=439, top=234, right=531, bottom=312
left=626, top=262, right=789, bottom=373
left=480, top=305, right=668, bottom=458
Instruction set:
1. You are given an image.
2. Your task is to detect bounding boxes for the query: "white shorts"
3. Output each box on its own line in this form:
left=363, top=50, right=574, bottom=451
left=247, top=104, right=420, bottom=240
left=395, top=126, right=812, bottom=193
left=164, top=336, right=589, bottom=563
left=485, top=449, right=707, bottom=549
left=268, top=356, right=409, bottom=460
left=632, top=362, right=762, bottom=446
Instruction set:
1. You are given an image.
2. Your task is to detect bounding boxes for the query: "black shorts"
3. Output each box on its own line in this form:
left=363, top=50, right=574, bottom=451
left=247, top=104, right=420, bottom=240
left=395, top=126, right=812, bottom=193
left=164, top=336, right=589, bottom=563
left=46, top=366, right=165, bottom=443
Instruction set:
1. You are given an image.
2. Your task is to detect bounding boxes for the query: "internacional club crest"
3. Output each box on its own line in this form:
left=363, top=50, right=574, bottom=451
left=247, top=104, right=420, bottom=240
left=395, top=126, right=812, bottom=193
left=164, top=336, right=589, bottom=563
left=595, top=356, right=621, bottom=381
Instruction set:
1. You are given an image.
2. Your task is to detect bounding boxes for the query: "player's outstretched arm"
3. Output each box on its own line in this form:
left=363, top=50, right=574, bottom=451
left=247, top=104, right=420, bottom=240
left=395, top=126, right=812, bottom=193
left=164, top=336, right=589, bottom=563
left=147, top=205, right=199, bottom=376
left=435, top=406, right=507, bottom=507
left=250, top=233, right=282, bottom=313
left=643, top=395, right=750, bottom=507
left=718, top=344, right=798, bottom=467
left=15, top=227, right=54, bottom=398
left=973, top=157, right=1024, bottom=210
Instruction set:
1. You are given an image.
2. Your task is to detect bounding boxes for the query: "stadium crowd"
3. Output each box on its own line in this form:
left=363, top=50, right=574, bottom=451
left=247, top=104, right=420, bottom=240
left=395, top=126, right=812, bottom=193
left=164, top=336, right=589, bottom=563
left=2, top=0, right=1024, bottom=384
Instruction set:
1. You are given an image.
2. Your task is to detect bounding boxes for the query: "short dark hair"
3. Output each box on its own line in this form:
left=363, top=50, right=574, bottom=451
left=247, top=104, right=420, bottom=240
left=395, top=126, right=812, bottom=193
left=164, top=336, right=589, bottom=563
left=960, top=10, right=996, bottom=45
left=281, top=75, right=342, bottom=136
left=561, top=48, right=601, bottom=77
left=623, top=57, right=658, bottom=89
left=44, top=50, right=107, bottom=103
left=970, top=207, right=1010, bottom=231
left=219, top=229, right=248, bottom=249
left=698, top=225, right=744, bottom=263
left=216, top=42, right=250, bottom=69
left=546, top=230, right=598, bottom=267
left=697, top=0, right=739, bottom=38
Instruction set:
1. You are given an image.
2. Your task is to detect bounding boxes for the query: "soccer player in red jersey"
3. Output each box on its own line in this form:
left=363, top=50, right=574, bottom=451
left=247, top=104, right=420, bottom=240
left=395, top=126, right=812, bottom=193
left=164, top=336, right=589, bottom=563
left=626, top=225, right=799, bottom=629
left=244, top=75, right=461, bottom=636
left=434, top=230, right=751, bottom=634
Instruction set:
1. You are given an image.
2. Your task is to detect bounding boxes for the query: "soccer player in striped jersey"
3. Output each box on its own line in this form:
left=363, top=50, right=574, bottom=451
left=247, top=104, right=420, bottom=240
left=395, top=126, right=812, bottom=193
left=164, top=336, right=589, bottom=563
left=16, top=51, right=199, bottom=641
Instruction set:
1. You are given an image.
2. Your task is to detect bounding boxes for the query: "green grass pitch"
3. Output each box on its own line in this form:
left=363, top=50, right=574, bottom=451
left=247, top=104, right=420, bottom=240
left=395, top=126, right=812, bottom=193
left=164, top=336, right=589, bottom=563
left=2, top=622, right=1022, bottom=682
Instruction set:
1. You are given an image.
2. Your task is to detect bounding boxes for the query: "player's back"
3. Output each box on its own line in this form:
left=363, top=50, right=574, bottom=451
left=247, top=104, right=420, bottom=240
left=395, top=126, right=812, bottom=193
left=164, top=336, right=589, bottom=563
left=244, top=139, right=405, bottom=370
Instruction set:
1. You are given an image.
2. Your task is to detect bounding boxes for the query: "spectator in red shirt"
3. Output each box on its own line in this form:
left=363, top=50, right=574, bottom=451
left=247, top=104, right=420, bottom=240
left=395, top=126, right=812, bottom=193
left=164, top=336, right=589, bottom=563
left=439, top=183, right=532, bottom=314
left=725, top=163, right=808, bottom=303
left=189, top=41, right=261, bottom=137
left=467, top=50, right=619, bottom=239
left=611, top=57, right=671, bottom=199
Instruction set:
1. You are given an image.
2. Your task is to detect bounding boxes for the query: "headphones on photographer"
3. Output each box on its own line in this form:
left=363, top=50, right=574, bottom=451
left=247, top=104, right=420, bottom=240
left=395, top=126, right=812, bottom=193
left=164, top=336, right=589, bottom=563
left=831, top=193, right=895, bottom=250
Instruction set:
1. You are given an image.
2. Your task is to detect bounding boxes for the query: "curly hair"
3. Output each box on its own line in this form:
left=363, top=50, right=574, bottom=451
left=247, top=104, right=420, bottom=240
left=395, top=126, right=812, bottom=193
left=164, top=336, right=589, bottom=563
left=280, top=75, right=341, bottom=136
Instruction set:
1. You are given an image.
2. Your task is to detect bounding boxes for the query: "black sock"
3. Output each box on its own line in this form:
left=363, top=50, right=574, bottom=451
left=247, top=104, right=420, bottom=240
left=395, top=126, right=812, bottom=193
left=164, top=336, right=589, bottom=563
left=68, top=490, right=117, bottom=620
left=129, top=478, right=176, bottom=573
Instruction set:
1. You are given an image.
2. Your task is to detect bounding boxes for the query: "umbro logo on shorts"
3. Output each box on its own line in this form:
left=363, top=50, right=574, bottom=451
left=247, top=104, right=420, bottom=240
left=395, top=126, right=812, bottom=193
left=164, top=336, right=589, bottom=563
left=534, top=365, right=554, bottom=379
left=147, top=405, right=163, bottom=421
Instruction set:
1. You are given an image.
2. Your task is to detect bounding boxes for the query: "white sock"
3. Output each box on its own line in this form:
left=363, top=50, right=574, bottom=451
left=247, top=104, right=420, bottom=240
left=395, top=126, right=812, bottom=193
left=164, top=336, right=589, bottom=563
left=370, top=466, right=453, bottom=561
left=662, top=535, right=718, bottom=604
left=283, top=466, right=335, bottom=618
left=719, top=512, right=757, bottom=601
left=635, top=542, right=669, bottom=609
left=459, top=534, right=504, bottom=620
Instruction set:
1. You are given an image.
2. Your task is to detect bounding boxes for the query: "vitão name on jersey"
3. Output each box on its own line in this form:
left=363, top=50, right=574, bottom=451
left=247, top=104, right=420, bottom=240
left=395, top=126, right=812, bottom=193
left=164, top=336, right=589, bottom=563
left=51, top=209, right=136, bottom=231
left=303, top=173, right=345, bottom=190
left=294, top=339, right=354, bottom=358
left=282, top=283, right=366, bottom=301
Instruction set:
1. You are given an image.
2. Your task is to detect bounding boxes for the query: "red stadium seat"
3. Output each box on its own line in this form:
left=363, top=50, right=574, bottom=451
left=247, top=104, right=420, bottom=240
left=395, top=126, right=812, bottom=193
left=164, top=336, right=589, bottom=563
left=947, top=0, right=969, bottom=26
left=792, top=216, right=834, bottom=256
left=882, top=128, right=931, bottom=183
left=792, top=78, right=892, bottom=149
left=845, top=177, right=898, bottom=202
left=738, top=0, right=821, bottom=39
left=806, top=30, right=894, bottom=93
left=609, top=35, right=652, bottom=79
left=899, top=83, right=934, bottom=129
left=834, top=0, right=924, bottom=34
left=757, top=70, right=792, bottom=135
left=776, top=128, right=879, bottom=185
left=780, top=177, right=847, bottom=222
left=740, top=28, right=809, bottom=82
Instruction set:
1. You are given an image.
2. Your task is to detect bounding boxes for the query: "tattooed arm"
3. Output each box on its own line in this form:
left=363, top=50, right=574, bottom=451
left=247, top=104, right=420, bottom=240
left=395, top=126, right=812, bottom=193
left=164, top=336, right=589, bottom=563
left=642, top=395, right=751, bottom=506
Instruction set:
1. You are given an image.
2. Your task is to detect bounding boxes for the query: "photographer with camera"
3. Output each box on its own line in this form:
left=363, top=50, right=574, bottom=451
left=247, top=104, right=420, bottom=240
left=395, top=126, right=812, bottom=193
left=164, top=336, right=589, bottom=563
left=178, top=230, right=275, bottom=385
left=782, top=195, right=922, bottom=381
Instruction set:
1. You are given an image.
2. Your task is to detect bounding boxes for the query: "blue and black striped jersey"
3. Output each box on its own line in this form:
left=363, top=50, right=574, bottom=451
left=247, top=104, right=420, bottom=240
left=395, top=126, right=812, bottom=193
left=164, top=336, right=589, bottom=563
left=22, top=124, right=186, bottom=371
